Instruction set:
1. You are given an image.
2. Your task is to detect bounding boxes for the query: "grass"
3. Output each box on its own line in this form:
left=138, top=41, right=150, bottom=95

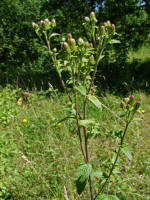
left=0, top=88, right=150, bottom=200
left=128, top=45, right=150, bottom=62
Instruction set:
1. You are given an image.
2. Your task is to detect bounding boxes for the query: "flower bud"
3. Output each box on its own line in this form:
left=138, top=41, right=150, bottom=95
left=123, top=97, right=129, bottom=104
left=107, top=20, right=111, bottom=26
left=40, top=20, right=45, bottom=25
left=67, top=33, right=72, bottom=39
left=51, top=19, right=56, bottom=27
left=89, top=55, right=95, bottom=65
left=84, top=41, right=89, bottom=47
left=69, top=38, right=77, bottom=51
left=134, top=101, right=141, bottom=110
left=32, top=22, right=38, bottom=29
left=85, top=16, right=90, bottom=22
left=89, top=43, right=93, bottom=48
left=53, top=48, right=57, bottom=53
left=62, top=37, right=66, bottom=42
left=90, top=12, right=97, bottom=23
left=100, top=26, right=105, bottom=34
left=90, top=12, right=95, bottom=18
left=63, top=42, right=70, bottom=52
left=111, top=24, right=115, bottom=34
left=129, top=95, right=135, bottom=103
left=78, top=37, right=84, bottom=45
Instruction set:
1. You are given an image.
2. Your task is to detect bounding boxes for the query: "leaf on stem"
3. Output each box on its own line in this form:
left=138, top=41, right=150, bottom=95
left=75, top=163, right=92, bottom=195
left=109, top=39, right=120, bottom=44
left=121, top=146, right=132, bottom=160
left=88, top=95, right=102, bottom=110
left=75, top=85, right=86, bottom=96
left=49, top=33, right=60, bottom=39
left=79, top=119, right=95, bottom=127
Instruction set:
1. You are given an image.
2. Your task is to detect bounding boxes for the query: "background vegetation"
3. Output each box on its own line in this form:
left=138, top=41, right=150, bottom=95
left=0, top=0, right=150, bottom=199
left=0, top=0, right=150, bottom=91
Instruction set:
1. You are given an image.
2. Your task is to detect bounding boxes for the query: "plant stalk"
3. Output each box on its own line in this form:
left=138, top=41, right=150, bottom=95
left=93, top=120, right=130, bottom=200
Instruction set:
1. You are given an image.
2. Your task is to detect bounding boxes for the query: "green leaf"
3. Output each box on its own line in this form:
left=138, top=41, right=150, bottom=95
left=121, top=146, right=132, bottom=160
left=75, top=164, right=92, bottom=195
left=75, top=85, right=86, bottom=96
left=97, top=194, right=120, bottom=200
left=109, top=39, right=120, bottom=44
left=79, top=119, right=95, bottom=127
left=49, top=33, right=60, bottom=39
left=97, top=55, right=105, bottom=63
left=91, top=171, right=103, bottom=178
left=88, top=95, right=102, bottom=110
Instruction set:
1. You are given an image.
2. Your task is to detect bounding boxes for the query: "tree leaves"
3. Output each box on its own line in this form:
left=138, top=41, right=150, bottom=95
left=75, top=164, right=92, bottom=195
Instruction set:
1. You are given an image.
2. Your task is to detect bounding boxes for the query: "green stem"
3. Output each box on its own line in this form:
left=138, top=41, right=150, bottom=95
left=93, top=114, right=134, bottom=200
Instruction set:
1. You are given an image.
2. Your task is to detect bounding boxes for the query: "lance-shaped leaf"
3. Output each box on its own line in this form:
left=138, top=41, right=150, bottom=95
left=75, top=164, right=92, bottom=195
left=97, top=194, right=120, bottom=200
left=88, top=95, right=102, bottom=110
left=75, top=85, right=86, bottom=96
left=49, top=33, right=60, bottom=39
left=121, top=146, right=132, bottom=160
left=79, top=119, right=96, bottom=127
left=109, top=39, right=120, bottom=44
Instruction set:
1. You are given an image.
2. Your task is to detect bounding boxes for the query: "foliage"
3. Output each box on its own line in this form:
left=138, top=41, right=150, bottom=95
left=0, top=90, right=149, bottom=200
left=32, top=12, right=142, bottom=200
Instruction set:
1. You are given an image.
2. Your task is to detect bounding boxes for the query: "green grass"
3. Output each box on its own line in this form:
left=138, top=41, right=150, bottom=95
left=0, top=88, right=150, bottom=199
left=128, top=45, right=150, bottom=62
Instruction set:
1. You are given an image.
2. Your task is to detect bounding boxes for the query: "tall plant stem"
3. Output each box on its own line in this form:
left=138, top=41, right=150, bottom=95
left=83, top=97, right=94, bottom=200
left=93, top=120, right=130, bottom=200
left=74, top=91, right=86, bottom=162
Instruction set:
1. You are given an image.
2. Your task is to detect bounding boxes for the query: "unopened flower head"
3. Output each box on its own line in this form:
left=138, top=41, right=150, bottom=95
left=62, top=37, right=66, bottom=42
left=78, top=37, right=84, bottom=45
left=51, top=19, right=56, bottom=27
left=62, top=42, right=70, bottom=52
left=40, top=20, right=45, bottom=25
left=134, top=101, right=141, bottom=110
left=89, top=55, right=95, bottom=65
left=90, top=12, right=97, bottom=23
left=90, top=12, right=95, bottom=18
left=84, top=41, right=89, bottom=47
left=85, top=16, right=90, bottom=22
left=32, top=22, right=38, bottom=28
left=53, top=48, right=57, bottom=52
left=67, top=33, right=72, bottom=39
left=129, top=95, right=135, bottom=103
left=123, top=97, right=130, bottom=104
left=107, top=20, right=111, bottom=26
left=89, top=43, right=93, bottom=48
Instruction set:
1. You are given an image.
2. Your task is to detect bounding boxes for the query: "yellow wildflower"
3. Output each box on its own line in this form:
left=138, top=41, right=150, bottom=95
left=141, top=109, right=145, bottom=113
left=23, top=119, right=27, bottom=123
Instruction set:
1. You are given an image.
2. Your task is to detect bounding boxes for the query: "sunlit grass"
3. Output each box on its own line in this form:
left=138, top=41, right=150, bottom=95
left=0, top=90, right=150, bottom=199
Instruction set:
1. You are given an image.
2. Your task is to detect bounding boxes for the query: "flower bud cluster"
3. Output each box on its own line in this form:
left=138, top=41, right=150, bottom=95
left=120, top=95, right=141, bottom=111
left=84, top=11, right=97, bottom=24
left=32, top=18, right=56, bottom=31
left=100, top=20, right=116, bottom=36
left=61, top=34, right=93, bottom=53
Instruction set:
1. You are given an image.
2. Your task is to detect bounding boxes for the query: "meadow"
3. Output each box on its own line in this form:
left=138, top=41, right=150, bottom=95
left=0, top=85, right=150, bottom=200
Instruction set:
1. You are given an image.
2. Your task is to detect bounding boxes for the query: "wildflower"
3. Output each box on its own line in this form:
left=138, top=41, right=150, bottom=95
left=23, top=119, right=27, bottom=123
left=57, top=123, right=61, bottom=126
left=141, top=109, right=145, bottom=113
